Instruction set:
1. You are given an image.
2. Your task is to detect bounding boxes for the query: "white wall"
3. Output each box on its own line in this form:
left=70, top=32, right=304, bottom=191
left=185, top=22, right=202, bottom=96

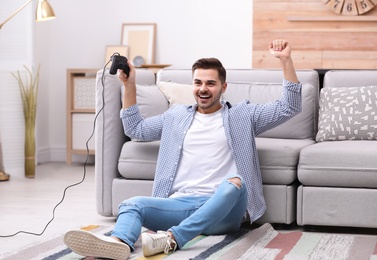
left=4, top=0, right=254, bottom=171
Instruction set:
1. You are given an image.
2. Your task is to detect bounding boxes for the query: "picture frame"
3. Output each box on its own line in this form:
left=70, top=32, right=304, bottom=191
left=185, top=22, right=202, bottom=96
left=105, top=45, right=129, bottom=67
left=121, top=23, right=156, bottom=65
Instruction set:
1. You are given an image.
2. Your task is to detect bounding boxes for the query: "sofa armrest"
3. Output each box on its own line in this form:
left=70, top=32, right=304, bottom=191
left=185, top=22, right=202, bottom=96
left=95, top=68, right=156, bottom=216
left=95, top=69, right=126, bottom=216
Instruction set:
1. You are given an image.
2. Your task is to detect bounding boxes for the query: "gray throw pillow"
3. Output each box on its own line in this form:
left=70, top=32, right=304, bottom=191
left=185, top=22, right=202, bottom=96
left=316, top=86, right=377, bottom=142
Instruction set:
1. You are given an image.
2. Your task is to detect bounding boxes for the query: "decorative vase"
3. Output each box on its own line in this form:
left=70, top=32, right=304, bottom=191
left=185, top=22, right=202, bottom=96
left=12, top=65, right=40, bottom=178
left=24, top=121, right=36, bottom=178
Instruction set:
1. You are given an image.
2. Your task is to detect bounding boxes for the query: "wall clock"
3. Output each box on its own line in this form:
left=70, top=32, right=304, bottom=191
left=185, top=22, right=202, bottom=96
left=133, top=56, right=145, bottom=67
left=323, top=0, right=377, bottom=15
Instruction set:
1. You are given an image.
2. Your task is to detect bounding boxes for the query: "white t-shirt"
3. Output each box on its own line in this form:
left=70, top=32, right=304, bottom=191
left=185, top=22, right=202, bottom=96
left=170, top=107, right=237, bottom=198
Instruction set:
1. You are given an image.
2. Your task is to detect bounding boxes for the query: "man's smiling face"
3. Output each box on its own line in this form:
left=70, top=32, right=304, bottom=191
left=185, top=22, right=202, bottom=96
left=192, top=69, right=227, bottom=114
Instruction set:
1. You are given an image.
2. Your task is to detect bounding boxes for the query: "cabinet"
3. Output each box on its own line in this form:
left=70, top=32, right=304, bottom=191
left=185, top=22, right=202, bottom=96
left=66, top=69, right=98, bottom=164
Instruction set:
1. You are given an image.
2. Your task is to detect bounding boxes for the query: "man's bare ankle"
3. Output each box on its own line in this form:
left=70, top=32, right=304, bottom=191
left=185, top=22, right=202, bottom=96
left=167, top=231, right=177, bottom=246
left=111, top=236, right=123, bottom=243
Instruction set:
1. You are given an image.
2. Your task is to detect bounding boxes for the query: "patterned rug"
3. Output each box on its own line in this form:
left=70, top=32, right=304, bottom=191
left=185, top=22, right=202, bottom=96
left=2, top=223, right=377, bottom=260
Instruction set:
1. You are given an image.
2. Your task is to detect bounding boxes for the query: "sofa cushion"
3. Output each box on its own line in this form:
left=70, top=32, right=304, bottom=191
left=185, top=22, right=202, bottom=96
left=136, top=84, right=169, bottom=118
left=316, top=86, right=377, bottom=142
left=298, top=141, right=377, bottom=188
left=119, top=137, right=315, bottom=185
left=126, top=84, right=168, bottom=141
left=256, top=137, right=315, bottom=185
left=118, top=141, right=160, bottom=180
left=224, top=82, right=317, bottom=139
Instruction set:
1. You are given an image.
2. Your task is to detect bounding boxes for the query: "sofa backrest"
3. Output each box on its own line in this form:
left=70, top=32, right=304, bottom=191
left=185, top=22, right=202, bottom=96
left=323, top=70, right=377, bottom=88
left=155, top=69, right=319, bottom=140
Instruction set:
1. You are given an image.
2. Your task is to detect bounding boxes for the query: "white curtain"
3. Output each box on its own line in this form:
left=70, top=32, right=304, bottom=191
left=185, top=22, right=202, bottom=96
left=0, top=0, right=33, bottom=175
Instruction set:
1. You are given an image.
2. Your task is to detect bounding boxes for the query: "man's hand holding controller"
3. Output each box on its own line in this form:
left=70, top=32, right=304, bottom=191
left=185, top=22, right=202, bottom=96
left=115, top=57, right=137, bottom=109
left=118, top=61, right=135, bottom=86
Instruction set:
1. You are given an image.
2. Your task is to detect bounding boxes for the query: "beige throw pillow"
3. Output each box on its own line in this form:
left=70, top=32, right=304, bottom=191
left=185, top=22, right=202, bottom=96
left=157, top=81, right=195, bottom=106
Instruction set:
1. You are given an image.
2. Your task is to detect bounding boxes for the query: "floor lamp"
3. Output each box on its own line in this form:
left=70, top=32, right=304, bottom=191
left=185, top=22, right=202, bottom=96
left=0, top=0, right=55, bottom=181
left=0, top=0, right=56, bottom=30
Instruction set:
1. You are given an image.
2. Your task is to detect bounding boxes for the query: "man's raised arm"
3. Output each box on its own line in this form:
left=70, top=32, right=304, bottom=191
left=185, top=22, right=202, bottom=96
left=269, top=39, right=299, bottom=84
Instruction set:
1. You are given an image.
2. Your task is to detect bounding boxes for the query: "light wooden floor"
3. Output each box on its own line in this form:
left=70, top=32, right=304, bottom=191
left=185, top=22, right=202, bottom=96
left=0, top=162, right=116, bottom=257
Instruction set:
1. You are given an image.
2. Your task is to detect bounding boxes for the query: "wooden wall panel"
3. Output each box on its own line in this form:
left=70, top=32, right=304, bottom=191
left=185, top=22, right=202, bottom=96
left=253, top=0, right=377, bottom=69
left=323, top=51, right=377, bottom=69
left=253, top=50, right=323, bottom=69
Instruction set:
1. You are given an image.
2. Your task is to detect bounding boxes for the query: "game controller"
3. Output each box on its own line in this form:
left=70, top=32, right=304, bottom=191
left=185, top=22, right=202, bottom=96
left=109, top=54, right=130, bottom=76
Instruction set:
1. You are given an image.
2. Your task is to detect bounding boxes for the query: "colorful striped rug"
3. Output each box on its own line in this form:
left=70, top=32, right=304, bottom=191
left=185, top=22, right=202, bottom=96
left=2, top=223, right=377, bottom=259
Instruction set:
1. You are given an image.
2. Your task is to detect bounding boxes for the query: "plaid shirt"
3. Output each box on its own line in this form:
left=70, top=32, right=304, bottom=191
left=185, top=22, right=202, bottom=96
left=120, top=79, right=302, bottom=222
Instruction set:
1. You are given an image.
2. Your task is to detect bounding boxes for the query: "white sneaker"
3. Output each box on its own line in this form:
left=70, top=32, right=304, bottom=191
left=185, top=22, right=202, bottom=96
left=64, top=230, right=130, bottom=260
left=142, top=231, right=177, bottom=256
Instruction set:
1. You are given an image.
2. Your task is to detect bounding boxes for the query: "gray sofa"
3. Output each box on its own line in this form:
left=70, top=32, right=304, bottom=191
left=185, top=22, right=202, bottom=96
left=95, top=68, right=319, bottom=225
left=95, top=67, right=377, bottom=228
left=297, top=70, right=377, bottom=228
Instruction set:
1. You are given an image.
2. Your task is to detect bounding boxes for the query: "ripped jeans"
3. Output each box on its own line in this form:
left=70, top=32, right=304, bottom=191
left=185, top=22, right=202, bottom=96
left=111, top=174, right=248, bottom=251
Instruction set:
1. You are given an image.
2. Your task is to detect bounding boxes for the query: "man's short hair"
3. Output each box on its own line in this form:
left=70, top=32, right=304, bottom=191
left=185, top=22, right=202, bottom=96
left=192, top=58, right=226, bottom=84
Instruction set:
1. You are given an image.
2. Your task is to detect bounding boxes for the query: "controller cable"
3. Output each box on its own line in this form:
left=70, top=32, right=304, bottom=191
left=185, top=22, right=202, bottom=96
left=0, top=55, right=115, bottom=238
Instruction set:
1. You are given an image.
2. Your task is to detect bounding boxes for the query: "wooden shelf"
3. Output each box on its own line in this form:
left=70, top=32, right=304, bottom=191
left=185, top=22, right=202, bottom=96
left=140, top=64, right=171, bottom=74
left=287, top=15, right=377, bottom=22
left=66, top=69, right=98, bottom=164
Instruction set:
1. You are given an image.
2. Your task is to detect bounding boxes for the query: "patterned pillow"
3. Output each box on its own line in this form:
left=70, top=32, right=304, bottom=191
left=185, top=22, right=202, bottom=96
left=316, top=86, right=377, bottom=142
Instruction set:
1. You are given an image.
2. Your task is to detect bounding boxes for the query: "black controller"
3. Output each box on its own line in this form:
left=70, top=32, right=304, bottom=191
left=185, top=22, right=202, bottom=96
left=109, top=54, right=130, bottom=76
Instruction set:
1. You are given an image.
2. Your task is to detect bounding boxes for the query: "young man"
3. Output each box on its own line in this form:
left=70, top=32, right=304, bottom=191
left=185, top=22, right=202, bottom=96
left=64, top=39, right=301, bottom=260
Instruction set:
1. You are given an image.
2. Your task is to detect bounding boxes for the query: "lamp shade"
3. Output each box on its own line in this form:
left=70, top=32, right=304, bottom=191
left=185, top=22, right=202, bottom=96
left=36, top=0, right=56, bottom=21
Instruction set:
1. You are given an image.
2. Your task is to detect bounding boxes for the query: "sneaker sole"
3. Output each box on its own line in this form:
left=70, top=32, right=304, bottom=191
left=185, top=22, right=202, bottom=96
left=64, top=230, right=130, bottom=260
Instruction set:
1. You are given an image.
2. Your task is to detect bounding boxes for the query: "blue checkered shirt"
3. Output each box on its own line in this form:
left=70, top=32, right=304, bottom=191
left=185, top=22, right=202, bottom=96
left=120, top=79, right=302, bottom=222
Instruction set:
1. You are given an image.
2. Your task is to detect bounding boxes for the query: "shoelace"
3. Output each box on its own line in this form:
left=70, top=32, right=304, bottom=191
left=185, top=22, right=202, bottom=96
left=155, top=232, right=177, bottom=254
left=163, top=236, right=177, bottom=254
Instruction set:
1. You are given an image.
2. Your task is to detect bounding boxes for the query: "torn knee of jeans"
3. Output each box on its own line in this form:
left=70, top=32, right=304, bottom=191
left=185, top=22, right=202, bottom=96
left=227, top=177, right=242, bottom=189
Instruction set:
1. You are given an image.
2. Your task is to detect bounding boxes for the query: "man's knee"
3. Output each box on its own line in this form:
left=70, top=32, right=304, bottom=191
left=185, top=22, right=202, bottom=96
left=227, top=177, right=242, bottom=189
left=119, top=196, right=145, bottom=209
